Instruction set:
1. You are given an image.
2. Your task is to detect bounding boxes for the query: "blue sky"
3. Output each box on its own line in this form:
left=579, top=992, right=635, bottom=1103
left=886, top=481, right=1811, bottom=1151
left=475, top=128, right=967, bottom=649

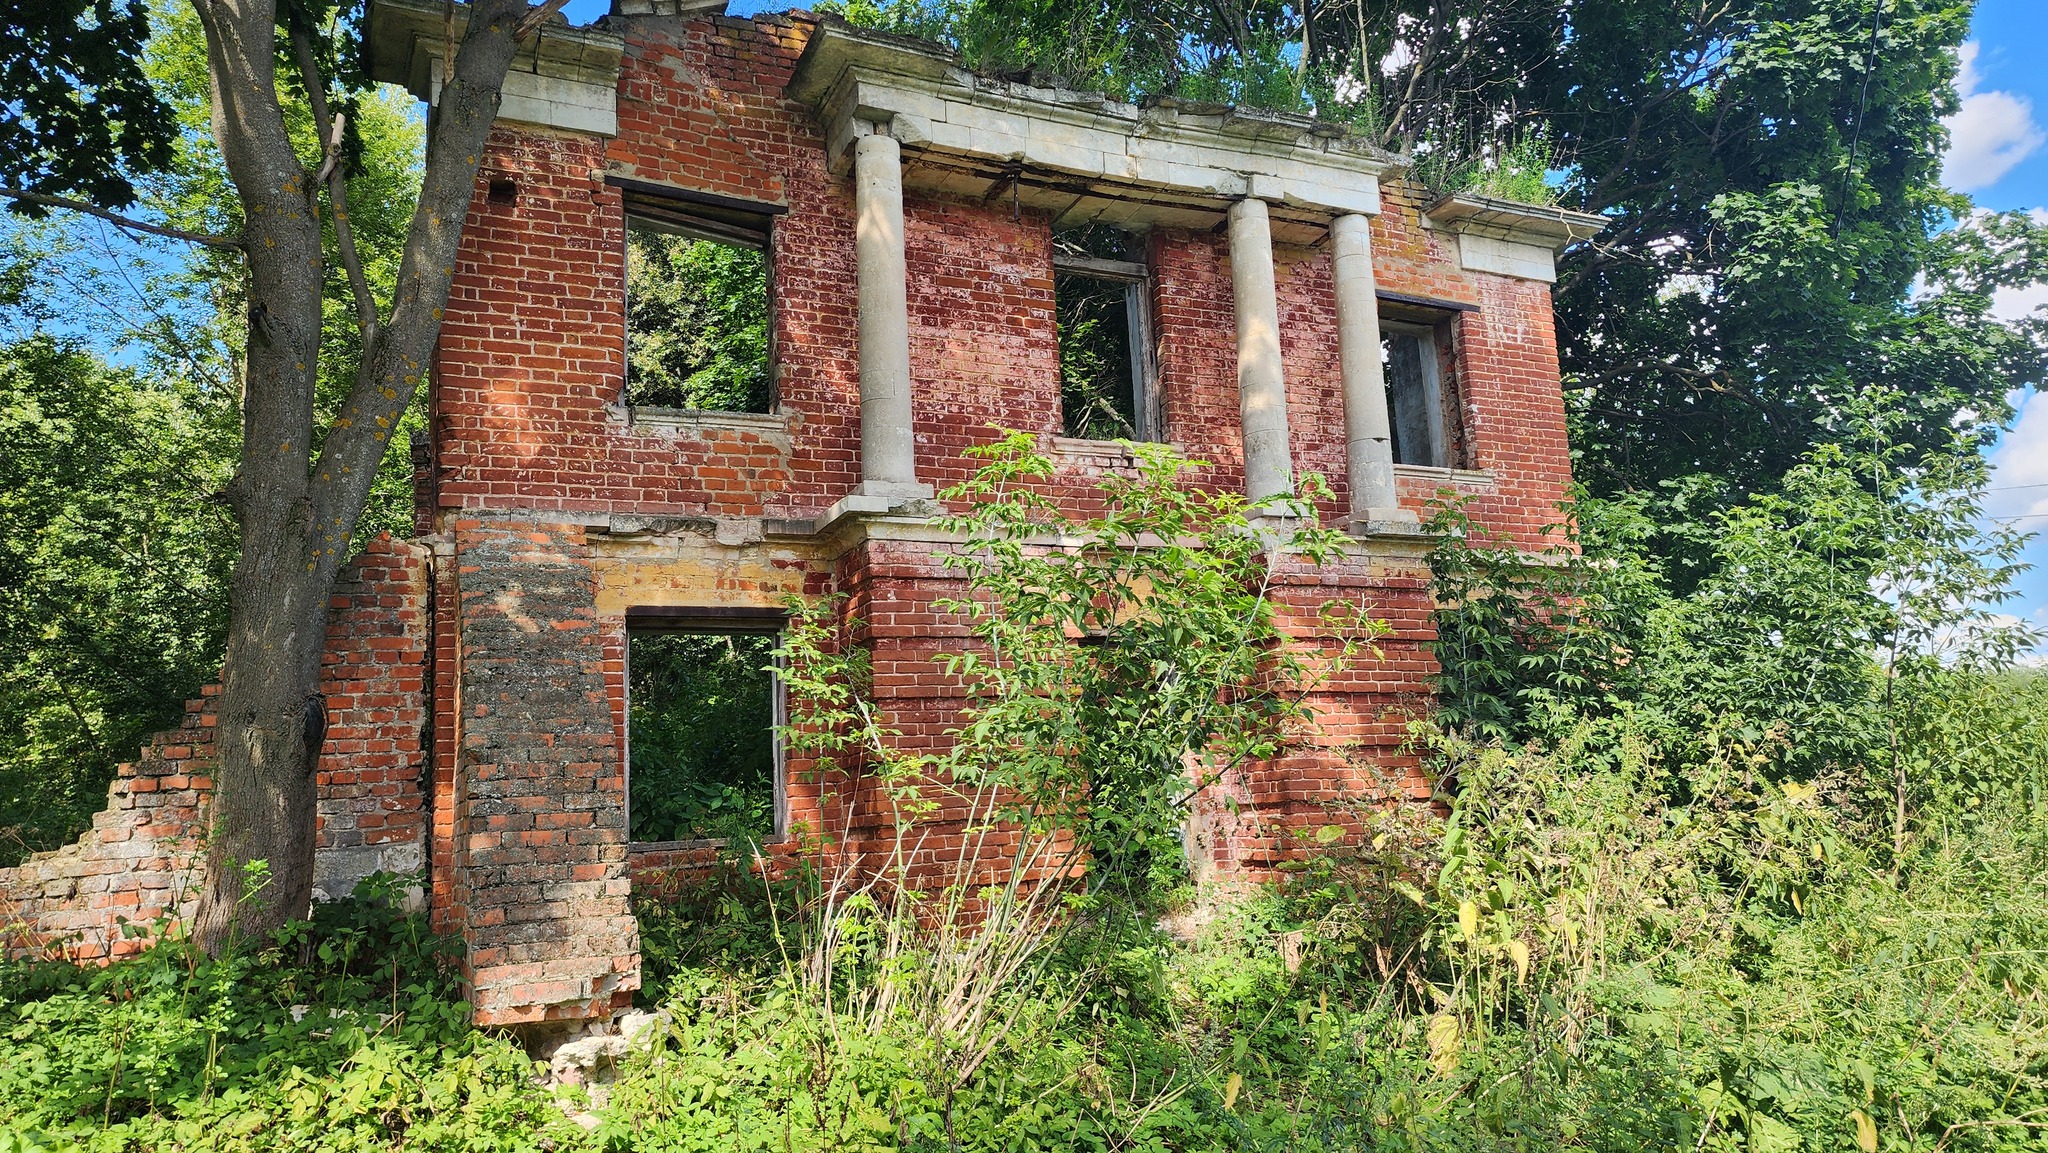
left=556, top=0, right=2048, bottom=653
left=1948, top=0, right=2048, bottom=657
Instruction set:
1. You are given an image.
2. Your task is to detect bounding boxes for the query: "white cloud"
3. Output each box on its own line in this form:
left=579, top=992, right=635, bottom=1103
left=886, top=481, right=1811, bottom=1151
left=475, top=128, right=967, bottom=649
left=1986, top=387, right=2048, bottom=521
left=1994, top=281, right=2048, bottom=322
left=1943, top=43, right=2046, bottom=194
left=1994, top=212, right=2048, bottom=328
left=1957, top=39, right=1985, bottom=96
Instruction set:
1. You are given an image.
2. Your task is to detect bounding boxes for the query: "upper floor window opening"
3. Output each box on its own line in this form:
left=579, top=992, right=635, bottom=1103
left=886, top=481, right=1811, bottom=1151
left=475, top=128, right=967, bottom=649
left=1380, top=314, right=1463, bottom=470
left=618, top=180, right=779, bottom=415
left=1053, top=224, right=1159, bottom=442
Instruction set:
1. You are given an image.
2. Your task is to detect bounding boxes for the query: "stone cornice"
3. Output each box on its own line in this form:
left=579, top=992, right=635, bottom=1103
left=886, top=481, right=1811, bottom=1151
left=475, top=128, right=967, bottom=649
left=788, top=17, right=1394, bottom=240
left=1422, top=193, right=1607, bottom=246
left=1420, top=192, right=1607, bottom=283
left=366, top=0, right=625, bottom=136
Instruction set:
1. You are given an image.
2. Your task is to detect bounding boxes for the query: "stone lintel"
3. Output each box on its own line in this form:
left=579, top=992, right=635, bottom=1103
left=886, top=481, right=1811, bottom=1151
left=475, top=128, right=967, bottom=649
left=366, top=0, right=624, bottom=137
left=1420, top=193, right=1607, bottom=283
left=788, top=18, right=1391, bottom=237
left=1393, top=462, right=1497, bottom=490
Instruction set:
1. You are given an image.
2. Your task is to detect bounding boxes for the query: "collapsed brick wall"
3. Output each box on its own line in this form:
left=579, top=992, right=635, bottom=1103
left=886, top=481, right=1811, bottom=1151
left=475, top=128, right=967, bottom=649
left=0, top=535, right=433, bottom=960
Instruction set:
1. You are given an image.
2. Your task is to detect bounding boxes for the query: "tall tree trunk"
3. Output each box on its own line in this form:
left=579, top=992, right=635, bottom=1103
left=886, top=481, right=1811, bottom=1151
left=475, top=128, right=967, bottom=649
left=188, top=0, right=534, bottom=953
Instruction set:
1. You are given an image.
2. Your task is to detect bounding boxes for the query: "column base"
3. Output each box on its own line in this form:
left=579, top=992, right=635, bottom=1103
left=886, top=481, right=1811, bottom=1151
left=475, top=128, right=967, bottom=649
left=1348, top=507, right=1423, bottom=538
left=817, top=484, right=938, bottom=534
left=854, top=479, right=934, bottom=501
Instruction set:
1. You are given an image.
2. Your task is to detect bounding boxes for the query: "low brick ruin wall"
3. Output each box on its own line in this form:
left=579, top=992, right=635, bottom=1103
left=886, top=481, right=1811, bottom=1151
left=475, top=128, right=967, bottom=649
left=0, top=535, right=433, bottom=961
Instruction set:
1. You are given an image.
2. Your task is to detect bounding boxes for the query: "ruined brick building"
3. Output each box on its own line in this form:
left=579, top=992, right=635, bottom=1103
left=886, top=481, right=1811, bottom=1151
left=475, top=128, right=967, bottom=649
left=0, top=0, right=1600, bottom=1026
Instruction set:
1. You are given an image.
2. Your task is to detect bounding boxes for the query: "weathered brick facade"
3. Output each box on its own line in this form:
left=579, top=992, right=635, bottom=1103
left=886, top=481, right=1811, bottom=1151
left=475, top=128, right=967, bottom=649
left=0, top=535, right=432, bottom=961
left=3, top=3, right=1593, bottom=1028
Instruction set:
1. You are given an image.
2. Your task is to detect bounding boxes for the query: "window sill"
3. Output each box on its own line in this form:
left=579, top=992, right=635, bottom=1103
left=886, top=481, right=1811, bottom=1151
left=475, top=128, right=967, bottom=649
left=630, top=406, right=788, bottom=434
left=1393, top=463, right=1495, bottom=488
left=1051, top=436, right=1171, bottom=468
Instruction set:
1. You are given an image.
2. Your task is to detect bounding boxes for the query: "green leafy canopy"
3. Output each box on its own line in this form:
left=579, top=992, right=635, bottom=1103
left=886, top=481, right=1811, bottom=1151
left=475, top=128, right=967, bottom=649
left=0, top=0, right=175, bottom=210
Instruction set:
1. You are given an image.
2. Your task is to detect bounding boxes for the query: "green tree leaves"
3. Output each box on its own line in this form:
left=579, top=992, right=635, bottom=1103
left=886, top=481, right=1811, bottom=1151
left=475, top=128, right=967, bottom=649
left=0, top=338, right=234, bottom=862
left=0, top=0, right=175, bottom=210
left=625, top=231, right=772, bottom=413
left=1427, top=394, right=2037, bottom=785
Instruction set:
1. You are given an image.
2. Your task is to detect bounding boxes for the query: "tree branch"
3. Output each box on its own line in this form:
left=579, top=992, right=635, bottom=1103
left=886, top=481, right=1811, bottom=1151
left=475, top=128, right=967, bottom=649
left=0, top=187, right=246, bottom=251
left=308, top=0, right=531, bottom=555
left=514, top=0, right=573, bottom=40
left=289, top=25, right=379, bottom=339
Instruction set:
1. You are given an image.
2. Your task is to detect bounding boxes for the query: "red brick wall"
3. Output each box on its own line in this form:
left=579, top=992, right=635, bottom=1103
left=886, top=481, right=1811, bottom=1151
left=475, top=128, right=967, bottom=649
left=421, top=11, right=1581, bottom=1021
left=428, top=14, right=1577, bottom=531
left=1189, top=550, right=1442, bottom=874
left=440, top=516, right=638, bottom=1025
left=0, top=536, right=433, bottom=961
left=313, top=537, right=433, bottom=897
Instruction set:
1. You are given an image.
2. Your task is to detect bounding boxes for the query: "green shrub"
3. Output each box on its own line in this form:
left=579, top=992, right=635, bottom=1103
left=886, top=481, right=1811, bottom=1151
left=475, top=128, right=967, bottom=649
left=0, top=875, right=574, bottom=1152
left=596, top=423, right=2048, bottom=1152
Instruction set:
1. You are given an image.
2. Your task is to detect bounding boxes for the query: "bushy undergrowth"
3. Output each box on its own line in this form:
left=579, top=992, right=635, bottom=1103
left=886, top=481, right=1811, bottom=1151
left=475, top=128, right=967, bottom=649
left=0, top=875, right=570, bottom=1151
left=599, top=668, right=2048, bottom=1152
left=8, top=430, right=2044, bottom=1151
left=585, top=425, right=2048, bottom=1151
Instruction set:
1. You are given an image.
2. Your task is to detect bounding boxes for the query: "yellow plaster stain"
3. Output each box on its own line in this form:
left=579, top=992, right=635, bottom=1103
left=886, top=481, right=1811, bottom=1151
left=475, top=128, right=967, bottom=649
left=592, top=550, right=808, bottom=616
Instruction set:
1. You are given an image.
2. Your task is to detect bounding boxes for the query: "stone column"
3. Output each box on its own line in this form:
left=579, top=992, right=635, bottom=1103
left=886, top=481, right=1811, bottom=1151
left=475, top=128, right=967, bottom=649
left=1331, top=213, right=1416, bottom=531
left=1228, top=197, right=1293, bottom=505
left=852, top=132, right=926, bottom=499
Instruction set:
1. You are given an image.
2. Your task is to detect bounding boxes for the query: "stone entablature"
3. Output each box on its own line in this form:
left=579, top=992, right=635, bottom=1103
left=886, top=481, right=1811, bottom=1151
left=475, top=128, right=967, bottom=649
left=786, top=20, right=1388, bottom=240
left=368, top=0, right=626, bottom=137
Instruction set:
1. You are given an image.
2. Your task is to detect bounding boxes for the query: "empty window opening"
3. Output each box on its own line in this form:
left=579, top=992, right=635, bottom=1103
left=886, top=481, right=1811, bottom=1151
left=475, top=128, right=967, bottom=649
left=1383, top=322, right=1450, bottom=468
left=627, top=628, right=783, bottom=845
left=622, top=188, right=774, bottom=414
left=1054, top=225, right=1158, bottom=441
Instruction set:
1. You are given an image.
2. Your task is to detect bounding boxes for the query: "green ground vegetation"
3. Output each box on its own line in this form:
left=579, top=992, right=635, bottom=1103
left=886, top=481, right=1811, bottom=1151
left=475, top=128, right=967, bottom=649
left=4, top=436, right=2044, bottom=1151
left=0, top=873, right=576, bottom=1151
